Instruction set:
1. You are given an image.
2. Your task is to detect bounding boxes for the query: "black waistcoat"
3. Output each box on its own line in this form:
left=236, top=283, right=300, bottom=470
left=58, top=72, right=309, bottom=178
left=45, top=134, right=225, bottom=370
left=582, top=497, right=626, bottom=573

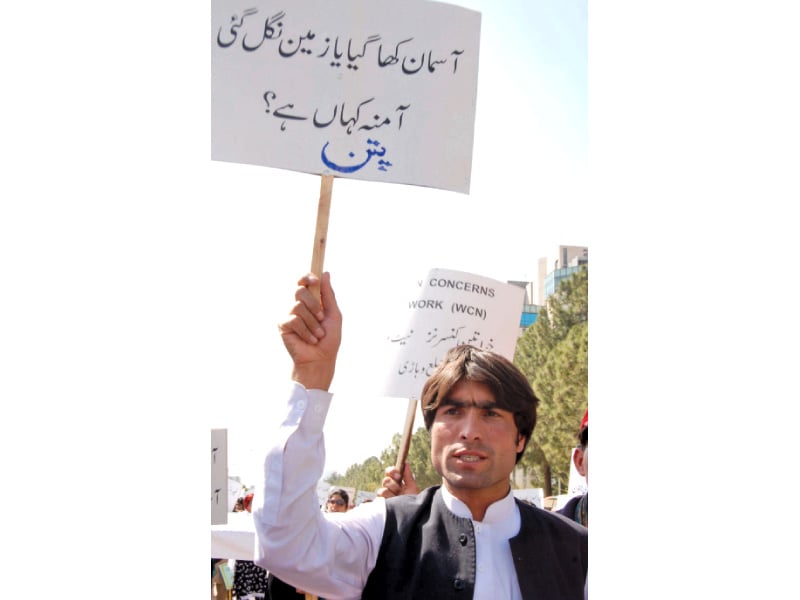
left=361, top=486, right=587, bottom=600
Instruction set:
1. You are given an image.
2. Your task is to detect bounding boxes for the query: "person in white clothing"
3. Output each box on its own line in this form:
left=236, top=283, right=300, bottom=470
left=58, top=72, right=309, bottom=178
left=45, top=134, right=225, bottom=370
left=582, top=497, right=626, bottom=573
left=252, top=272, right=587, bottom=600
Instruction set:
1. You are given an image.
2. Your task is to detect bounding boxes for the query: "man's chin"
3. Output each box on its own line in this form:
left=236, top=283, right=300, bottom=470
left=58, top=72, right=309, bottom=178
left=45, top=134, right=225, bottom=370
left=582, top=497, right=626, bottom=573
left=443, top=471, right=487, bottom=490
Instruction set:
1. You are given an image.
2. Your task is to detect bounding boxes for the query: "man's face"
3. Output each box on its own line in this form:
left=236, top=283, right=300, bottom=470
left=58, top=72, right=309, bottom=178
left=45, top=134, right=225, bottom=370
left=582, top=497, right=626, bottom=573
left=430, top=379, right=525, bottom=502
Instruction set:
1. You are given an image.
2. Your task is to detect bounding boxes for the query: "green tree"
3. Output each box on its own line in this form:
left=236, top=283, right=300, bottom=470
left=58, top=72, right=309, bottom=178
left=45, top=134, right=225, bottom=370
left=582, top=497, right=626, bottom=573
left=328, top=426, right=439, bottom=493
left=327, top=455, right=385, bottom=493
left=379, top=427, right=439, bottom=490
left=514, top=266, right=588, bottom=496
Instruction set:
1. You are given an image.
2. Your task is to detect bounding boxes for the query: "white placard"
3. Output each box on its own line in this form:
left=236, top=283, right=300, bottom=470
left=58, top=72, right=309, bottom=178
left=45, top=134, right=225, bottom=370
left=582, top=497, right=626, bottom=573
left=382, top=268, right=525, bottom=400
left=211, top=0, right=481, bottom=193
left=211, top=429, right=228, bottom=525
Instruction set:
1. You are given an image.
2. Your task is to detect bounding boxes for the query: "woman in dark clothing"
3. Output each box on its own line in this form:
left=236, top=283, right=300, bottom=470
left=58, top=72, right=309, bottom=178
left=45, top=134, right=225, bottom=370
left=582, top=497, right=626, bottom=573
left=233, top=493, right=270, bottom=599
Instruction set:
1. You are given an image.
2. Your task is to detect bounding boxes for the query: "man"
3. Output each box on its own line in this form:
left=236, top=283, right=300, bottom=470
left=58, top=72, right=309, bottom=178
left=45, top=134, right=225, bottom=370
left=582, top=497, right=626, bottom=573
left=558, top=411, right=588, bottom=528
left=253, top=272, right=587, bottom=600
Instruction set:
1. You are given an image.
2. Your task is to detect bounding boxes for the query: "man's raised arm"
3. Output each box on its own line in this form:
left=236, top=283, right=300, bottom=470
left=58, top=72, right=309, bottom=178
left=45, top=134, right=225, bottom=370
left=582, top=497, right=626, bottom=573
left=252, top=272, right=382, bottom=599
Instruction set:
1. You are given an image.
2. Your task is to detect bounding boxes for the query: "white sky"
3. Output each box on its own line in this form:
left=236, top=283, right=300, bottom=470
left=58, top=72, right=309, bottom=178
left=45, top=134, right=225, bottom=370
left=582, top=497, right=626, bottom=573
left=4, top=0, right=798, bottom=597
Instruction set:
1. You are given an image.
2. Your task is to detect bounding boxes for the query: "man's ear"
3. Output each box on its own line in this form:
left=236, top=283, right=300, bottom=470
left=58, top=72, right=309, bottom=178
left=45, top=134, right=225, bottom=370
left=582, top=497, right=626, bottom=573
left=516, top=434, right=526, bottom=453
left=573, top=448, right=587, bottom=477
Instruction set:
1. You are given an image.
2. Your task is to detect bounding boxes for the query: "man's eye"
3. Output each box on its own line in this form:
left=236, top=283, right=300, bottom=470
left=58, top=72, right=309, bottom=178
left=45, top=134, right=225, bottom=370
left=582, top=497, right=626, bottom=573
left=444, top=407, right=460, bottom=415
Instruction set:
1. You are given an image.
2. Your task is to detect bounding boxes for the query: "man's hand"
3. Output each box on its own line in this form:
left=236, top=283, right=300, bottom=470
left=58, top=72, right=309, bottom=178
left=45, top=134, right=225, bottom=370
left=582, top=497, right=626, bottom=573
left=376, top=463, right=420, bottom=498
left=278, top=272, right=342, bottom=391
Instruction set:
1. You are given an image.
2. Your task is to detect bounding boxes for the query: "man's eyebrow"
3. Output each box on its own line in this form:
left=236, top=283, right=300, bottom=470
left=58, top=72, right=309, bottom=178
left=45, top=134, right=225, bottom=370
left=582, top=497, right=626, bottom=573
left=441, top=398, right=499, bottom=410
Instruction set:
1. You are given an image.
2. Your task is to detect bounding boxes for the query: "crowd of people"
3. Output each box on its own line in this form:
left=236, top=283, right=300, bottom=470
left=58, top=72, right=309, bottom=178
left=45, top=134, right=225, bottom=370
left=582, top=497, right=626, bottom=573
left=213, top=270, right=588, bottom=599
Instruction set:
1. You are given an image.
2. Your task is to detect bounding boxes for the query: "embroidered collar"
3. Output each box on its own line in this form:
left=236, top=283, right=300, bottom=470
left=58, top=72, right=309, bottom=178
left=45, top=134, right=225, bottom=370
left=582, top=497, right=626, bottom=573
left=440, top=485, right=517, bottom=525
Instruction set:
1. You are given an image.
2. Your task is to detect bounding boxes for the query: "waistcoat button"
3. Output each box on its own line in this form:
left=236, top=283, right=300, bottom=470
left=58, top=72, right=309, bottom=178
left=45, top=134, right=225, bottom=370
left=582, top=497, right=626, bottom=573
left=459, top=533, right=468, bottom=546
left=453, top=578, right=466, bottom=590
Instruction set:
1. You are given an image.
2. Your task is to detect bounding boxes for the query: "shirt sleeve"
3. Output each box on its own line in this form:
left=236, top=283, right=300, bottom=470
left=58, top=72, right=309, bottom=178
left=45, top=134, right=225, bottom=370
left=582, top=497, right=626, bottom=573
left=252, top=381, right=386, bottom=600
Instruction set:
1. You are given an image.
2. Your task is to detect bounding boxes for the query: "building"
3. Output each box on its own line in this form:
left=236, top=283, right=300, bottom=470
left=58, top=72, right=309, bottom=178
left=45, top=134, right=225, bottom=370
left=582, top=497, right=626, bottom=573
left=538, top=245, right=588, bottom=305
left=507, top=279, right=539, bottom=333
left=510, top=245, right=588, bottom=332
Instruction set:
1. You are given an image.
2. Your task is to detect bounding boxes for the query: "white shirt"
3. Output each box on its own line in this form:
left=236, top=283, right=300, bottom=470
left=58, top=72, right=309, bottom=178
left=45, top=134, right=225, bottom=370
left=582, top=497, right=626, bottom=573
left=252, top=382, right=526, bottom=600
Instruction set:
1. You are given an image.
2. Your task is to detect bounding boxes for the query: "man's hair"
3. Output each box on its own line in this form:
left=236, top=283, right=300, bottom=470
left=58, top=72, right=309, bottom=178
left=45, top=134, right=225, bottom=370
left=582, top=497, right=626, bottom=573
left=420, top=345, right=538, bottom=463
left=328, top=488, right=349, bottom=506
left=578, top=424, right=588, bottom=449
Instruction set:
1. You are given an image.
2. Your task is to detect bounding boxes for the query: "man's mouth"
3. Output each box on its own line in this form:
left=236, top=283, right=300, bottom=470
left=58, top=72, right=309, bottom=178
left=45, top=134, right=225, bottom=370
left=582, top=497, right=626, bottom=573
left=453, top=449, right=487, bottom=462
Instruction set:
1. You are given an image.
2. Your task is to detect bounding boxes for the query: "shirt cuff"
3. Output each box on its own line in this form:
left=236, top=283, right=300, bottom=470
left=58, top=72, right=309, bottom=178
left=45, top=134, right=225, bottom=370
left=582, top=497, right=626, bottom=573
left=288, top=381, right=333, bottom=431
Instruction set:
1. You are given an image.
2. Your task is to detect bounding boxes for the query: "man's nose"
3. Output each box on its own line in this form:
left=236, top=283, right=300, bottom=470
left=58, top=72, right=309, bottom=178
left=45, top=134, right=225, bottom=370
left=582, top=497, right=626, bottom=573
left=459, top=409, right=483, bottom=440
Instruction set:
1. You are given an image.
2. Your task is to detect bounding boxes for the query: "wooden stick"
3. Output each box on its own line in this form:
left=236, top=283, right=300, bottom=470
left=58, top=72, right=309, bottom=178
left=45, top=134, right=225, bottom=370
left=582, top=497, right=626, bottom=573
left=310, top=175, right=334, bottom=302
left=302, top=174, right=332, bottom=600
left=395, top=397, right=418, bottom=472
